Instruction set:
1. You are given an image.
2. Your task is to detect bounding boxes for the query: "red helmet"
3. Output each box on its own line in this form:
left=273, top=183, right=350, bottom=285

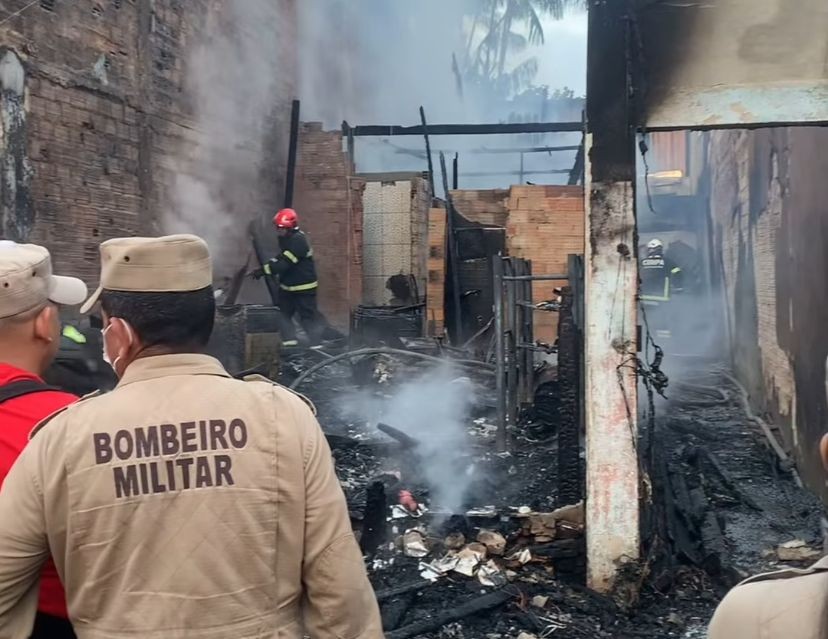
left=273, top=208, right=298, bottom=229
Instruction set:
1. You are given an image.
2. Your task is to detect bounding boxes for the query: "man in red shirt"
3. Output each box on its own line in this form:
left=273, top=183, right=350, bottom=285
left=0, top=241, right=87, bottom=638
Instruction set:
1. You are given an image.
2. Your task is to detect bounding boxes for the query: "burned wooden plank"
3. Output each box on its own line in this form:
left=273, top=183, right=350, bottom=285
left=360, top=481, right=387, bottom=555
left=375, top=580, right=431, bottom=603
left=377, top=422, right=420, bottom=449
left=696, top=447, right=764, bottom=512
left=384, top=590, right=513, bottom=639
left=529, top=538, right=585, bottom=559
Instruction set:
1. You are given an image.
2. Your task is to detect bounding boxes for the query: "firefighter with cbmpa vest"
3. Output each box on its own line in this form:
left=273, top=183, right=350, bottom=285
left=250, top=209, right=326, bottom=347
left=640, top=238, right=683, bottom=302
left=640, top=238, right=684, bottom=339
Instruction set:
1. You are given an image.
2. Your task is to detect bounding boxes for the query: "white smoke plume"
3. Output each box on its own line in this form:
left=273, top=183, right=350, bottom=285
left=298, top=1, right=587, bottom=194
left=162, top=1, right=294, bottom=280
left=342, top=364, right=477, bottom=512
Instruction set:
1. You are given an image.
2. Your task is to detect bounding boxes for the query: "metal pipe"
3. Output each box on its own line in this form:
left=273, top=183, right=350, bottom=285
left=346, top=121, right=584, bottom=137
left=493, top=258, right=506, bottom=453
left=284, top=99, right=301, bottom=208
left=502, top=274, right=569, bottom=281
left=289, top=347, right=494, bottom=390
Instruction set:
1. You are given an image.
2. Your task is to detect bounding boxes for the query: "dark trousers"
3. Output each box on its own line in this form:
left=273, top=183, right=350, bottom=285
left=279, top=290, right=322, bottom=343
left=31, top=612, right=76, bottom=639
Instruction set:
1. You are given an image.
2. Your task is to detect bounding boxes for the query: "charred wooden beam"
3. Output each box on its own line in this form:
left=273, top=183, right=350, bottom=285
left=384, top=590, right=514, bottom=639
left=377, top=422, right=420, bottom=449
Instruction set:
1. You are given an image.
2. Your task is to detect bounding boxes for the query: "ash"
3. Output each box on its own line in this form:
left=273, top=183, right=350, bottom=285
left=280, top=352, right=823, bottom=638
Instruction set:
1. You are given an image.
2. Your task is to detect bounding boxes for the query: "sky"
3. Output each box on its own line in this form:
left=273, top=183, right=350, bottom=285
left=536, top=10, right=588, bottom=95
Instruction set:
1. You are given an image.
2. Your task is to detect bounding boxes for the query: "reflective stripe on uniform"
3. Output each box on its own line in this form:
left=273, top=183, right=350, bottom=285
left=280, top=281, right=318, bottom=292
left=640, top=276, right=671, bottom=302
left=263, top=263, right=273, bottom=275
left=671, top=267, right=682, bottom=274
left=283, top=250, right=299, bottom=264
left=62, top=325, right=87, bottom=344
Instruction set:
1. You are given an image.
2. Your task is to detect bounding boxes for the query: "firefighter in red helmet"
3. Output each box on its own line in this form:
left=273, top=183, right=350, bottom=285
left=250, top=209, right=325, bottom=347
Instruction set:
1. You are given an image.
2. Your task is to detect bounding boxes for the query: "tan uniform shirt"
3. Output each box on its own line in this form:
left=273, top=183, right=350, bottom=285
left=708, top=556, right=828, bottom=639
left=0, top=354, right=383, bottom=639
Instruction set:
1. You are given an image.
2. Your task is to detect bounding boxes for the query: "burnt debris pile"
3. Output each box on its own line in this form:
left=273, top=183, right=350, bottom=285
left=280, top=349, right=824, bottom=638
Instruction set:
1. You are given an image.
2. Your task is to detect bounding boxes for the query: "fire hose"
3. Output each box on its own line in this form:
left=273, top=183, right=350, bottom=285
left=288, top=347, right=495, bottom=390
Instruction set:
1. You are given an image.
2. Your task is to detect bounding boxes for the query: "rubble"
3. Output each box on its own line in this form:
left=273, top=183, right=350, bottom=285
left=445, top=532, right=466, bottom=550
left=280, top=352, right=824, bottom=637
left=776, top=539, right=822, bottom=562
left=454, top=544, right=487, bottom=577
left=477, top=530, right=507, bottom=556
left=402, top=530, right=430, bottom=558
left=477, top=560, right=507, bottom=587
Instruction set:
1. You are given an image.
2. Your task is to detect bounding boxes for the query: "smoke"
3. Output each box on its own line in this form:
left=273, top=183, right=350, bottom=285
left=341, top=364, right=477, bottom=512
left=162, top=1, right=294, bottom=278
left=298, top=1, right=587, bottom=194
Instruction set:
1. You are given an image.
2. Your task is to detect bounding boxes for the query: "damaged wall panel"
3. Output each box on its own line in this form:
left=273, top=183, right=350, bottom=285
left=361, top=175, right=430, bottom=306
left=709, top=126, right=828, bottom=501
left=637, top=0, right=828, bottom=129
left=0, top=48, right=32, bottom=241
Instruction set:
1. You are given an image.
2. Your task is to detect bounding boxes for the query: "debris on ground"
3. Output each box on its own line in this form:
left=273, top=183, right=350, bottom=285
left=279, top=350, right=823, bottom=638
left=776, top=539, right=822, bottom=563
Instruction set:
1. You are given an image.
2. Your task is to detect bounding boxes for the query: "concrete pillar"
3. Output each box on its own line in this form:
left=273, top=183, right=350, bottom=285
left=584, top=0, right=640, bottom=592
left=584, top=159, right=639, bottom=591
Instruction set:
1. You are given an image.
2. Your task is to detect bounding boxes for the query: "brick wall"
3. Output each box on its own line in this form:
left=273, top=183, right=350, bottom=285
left=507, top=186, right=584, bottom=341
left=449, top=184, right=585, bottom=342
left=293, top=123, right=363, bottom=330
left=709, top=127, right=828, bottom=500
left=0, top=0, right=297, bottom=285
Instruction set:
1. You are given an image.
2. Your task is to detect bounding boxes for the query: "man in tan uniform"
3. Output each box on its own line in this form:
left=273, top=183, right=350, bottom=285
left=0, top=235, right=383, bottom=639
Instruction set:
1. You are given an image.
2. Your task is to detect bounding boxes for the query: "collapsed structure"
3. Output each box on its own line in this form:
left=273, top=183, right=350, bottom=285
left=2, top=0, right=828, bottom=636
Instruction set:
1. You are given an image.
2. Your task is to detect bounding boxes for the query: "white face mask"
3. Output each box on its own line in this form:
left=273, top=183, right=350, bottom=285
left=102, top=319, right=134, bottom=375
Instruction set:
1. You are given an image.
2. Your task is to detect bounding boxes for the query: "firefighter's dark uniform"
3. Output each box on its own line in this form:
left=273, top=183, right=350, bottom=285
left=260, top=230, right=321, bottom=345
left=640, top=253, right=683, bottom=338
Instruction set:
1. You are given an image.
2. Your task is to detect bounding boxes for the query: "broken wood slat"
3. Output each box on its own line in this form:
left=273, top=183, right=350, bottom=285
left=385, top=590, right=513, bottom=639
left=381, top=594, right=415, bottom=633
left=693, top=447, right=764, bottom=512
left=375, top=580, right=431, bottom=603
left=426, top=208, right=447, bottom=337
left=377, top=422, right=420, bottom=449
left=529, top=538, right=584, bottom=559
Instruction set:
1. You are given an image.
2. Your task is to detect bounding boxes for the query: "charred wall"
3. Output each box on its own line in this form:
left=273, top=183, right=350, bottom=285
left=0, top=0, right=297, bottom=283
left=709, top=126, right=828, bottom=499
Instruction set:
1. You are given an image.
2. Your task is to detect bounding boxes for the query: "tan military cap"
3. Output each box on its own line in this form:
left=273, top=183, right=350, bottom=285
left=80, top=234, right=212, bottom=313
left=0, top=241, right=88, bottom=320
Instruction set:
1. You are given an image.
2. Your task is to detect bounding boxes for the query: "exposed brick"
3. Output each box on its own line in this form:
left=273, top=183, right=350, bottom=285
left=1, top=0, right=297, bottom=286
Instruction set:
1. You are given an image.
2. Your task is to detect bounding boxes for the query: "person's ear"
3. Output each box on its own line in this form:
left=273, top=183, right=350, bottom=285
left=107, top=318, right=135, bottom=353
left=33, top=304, right=59, bottom=344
